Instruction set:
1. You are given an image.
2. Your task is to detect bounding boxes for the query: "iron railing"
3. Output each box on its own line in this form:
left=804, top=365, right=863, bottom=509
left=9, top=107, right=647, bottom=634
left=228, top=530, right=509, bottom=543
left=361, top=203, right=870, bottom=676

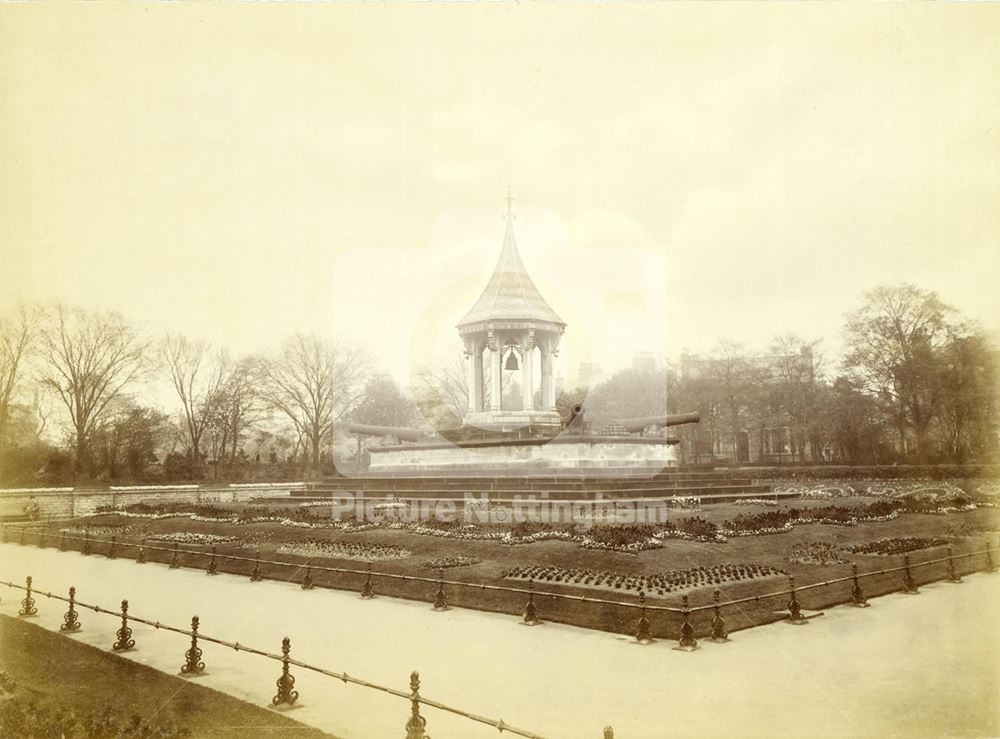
left=2, top=523, right=997, bottom=645
left=0, top=575, right=546, bottom=739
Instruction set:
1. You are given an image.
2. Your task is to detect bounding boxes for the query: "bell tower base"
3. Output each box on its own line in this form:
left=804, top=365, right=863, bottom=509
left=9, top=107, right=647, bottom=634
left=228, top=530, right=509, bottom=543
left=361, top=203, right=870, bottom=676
left=463, top=409, right=563, bottom=432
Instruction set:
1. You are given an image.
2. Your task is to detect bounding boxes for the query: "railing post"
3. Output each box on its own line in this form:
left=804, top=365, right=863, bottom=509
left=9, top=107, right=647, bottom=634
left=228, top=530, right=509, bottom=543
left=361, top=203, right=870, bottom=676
left=301, top=561, right=314, bottom=590
left=432, top=568, right=449, bottom=611
left=710, top=588, right=729, bottom=642
left=20, top=526, right=26, bottom=546
left=635, top=590, right=651, bottom=642
left=675, top=595, right=697, bottom=651
left=850, top=564, right=869, bottom=607
left=18, top=576, right=37, bottom=617
left=272, top=637, right=298, bottom=706
left=181, top=615, right=205, bottom=675
left=169, top=542, right=181, bottom=569
left=947, top=546, right=961, bottom=583
left=361, top=562, right=375, bottom=598
left=60, top=586, right=81, bottom=632
left=108, top=535, right=117, bottom=559
left=986, top=541, right=997, bottom=574
left=112, top=599, right=135, bottom=651
left=137, top=540, right=147, bottom=564
left=59, top=531, right=67, bottom=551
left=902, top=555, right=918, bottom=594
left=250, top=551, right=263, bottom=582
left=405, top=671, right=428, bottom=739
left=523, top=579, right=541, bottom=626
left=83, top=530, right=91, bottom=556
left=785, top=575, right=808, bottom=624
left=206, top=546, right=218, bottom=575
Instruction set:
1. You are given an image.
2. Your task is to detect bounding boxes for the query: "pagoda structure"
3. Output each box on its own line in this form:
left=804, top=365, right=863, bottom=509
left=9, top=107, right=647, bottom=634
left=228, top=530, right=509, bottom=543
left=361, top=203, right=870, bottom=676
left=457, top=194, right=565, bottom=431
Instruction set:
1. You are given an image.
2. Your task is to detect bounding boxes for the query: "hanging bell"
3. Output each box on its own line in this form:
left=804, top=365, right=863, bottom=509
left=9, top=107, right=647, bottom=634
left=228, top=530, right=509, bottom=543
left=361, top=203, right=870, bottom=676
left=504, top=350, right=520, bottom=371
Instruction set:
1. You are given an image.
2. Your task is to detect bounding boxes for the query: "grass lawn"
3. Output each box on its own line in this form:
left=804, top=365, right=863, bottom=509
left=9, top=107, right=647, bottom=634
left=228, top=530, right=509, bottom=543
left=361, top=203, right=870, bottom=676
left=17, top=485, right=999, bottom=641
left=0, top=615, right=333, bottom=738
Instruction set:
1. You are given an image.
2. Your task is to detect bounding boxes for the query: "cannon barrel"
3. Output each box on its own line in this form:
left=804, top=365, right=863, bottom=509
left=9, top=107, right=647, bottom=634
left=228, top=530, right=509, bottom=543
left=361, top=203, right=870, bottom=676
left=612, top=412, right=700, bottom=433
left=347, top=424, right=423, bottom=443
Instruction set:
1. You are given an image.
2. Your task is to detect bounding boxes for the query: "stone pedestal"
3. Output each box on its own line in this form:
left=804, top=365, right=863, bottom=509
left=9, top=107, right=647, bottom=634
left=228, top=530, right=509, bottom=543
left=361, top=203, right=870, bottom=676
left=366, top=435, right=675, bottom=473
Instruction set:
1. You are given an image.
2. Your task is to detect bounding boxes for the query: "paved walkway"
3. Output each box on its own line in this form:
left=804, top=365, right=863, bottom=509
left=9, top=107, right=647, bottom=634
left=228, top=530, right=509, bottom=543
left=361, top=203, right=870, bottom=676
left=0, top=543, right=997, bottom=738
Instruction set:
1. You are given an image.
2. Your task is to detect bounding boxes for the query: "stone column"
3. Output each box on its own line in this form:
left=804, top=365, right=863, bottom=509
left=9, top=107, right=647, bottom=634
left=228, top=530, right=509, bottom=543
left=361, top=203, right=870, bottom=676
left=466, top=345, right=477, bottom=415
left=489, top=343, right=502, bottom=412
left=540, top=340, right=552, bottom=413
left=546, top=359, right=556, bottom=411
left=545, top=335, right=559, bottom=411
left=521, top=334, right=534, bottom=411
left=473, top=344, right=484, bottom=412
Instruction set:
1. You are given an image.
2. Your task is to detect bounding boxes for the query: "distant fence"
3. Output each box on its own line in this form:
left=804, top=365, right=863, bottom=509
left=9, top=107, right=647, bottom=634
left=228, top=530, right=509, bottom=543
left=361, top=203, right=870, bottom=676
left=3, top=523, right=997, bottom=649
left=0, top=573, right=556, bottom=739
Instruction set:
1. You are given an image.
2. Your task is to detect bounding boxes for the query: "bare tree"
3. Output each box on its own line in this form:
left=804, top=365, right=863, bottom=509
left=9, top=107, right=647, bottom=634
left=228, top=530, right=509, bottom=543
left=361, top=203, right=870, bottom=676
left=351, top=375, right=420, bottom=428
left=0, top=303, right=41, bottom=470
left=937, top=331, right=997, bottom=463
left=415, top=356, right=470, bottom=430
left=261, top=335, right=367, bottom=471
left=219, top=356, right=261, bottom=473
left=706, top=341, right=761, bottom=464
left=844, top=284, right=953, bottom=462
left=200, top=351, right=260, bottom=478
left=38, top=305, right=149, bottom=476
left=160, top=333, right=226, bottom=466
left=414, top=352, right=515, bottom=431
left=769, top=334, right=825, bottom=461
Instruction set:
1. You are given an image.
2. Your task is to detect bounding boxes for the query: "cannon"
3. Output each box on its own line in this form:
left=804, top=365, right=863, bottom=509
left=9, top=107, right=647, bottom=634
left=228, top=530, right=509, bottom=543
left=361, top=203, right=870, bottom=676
left=610, top=412, right=700, bottom=434
left=347, top=424, right=424, bottom=443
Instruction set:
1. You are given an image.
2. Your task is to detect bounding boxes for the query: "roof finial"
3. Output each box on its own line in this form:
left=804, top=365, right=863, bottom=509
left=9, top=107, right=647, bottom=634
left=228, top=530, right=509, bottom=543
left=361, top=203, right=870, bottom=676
left=504, top=187, right=515, bottom=221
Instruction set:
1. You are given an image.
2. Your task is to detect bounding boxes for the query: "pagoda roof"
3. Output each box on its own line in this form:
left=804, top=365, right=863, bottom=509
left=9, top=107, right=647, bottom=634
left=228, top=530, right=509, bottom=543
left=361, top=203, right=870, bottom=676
left=457, top=215, right=565, bottom=331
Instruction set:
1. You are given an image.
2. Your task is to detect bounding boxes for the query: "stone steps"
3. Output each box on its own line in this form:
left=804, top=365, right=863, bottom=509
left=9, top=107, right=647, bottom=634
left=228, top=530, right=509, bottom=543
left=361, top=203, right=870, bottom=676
left=309, top=477, right=755, bottom=491
left=298, top=483, right=773, bottom=501
left=298, top=466, right=772, bottom=502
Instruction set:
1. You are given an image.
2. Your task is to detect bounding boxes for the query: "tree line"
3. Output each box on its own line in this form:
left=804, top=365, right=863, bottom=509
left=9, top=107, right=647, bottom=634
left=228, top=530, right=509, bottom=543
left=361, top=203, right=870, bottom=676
left=0, top=283, right=995, bottom=484
left=0, top=304, right=377, bottom=485
left=580, top=285, right=996, bottom=465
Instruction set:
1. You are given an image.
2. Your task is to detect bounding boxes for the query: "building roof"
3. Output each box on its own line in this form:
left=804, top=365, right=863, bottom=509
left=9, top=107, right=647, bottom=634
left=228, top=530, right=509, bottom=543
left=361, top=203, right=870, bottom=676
left=457, top=215, right=565, bottom=330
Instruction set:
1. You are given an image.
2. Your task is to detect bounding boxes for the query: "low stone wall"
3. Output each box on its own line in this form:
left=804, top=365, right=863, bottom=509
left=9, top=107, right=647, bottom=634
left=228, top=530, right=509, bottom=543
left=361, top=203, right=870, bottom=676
left=0, top=484, right=301, bottom=520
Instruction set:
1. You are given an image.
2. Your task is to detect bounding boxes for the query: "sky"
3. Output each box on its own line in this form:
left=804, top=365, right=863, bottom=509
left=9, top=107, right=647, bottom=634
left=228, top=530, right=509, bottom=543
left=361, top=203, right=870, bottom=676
left=2, top=3, right=998, bottom=393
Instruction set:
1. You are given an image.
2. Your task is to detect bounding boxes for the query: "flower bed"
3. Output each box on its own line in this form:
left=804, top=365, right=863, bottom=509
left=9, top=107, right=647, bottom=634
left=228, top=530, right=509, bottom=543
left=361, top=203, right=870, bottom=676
left=85, top=503, right=723, bottom=552
left=866, top=481, right=968, bottom=500
left=787, top=542, right=849, bottom=566
left=734, top=498, right=779, bottom=507
left=109, top=484, right=199, bottom=491
left=59, top=524, right=133, bottom=537
left=147, top=532, right=240, bottom=545
left=771, top=482, right=859, bottom=499
left=720, top=500, right=905, bottom=537
left=846, top=536, right=950, bottom=556
left=422, top=555, right=480, bottom=569
left=977, top=482, right=1000, bottom=498
left=944, top=522, right=1000, bottom=538
left=275, top=538, right=409, bottom=561
left=502, top=562, right=784, bottom=597
left=85, top=491, right=977, bottom=554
